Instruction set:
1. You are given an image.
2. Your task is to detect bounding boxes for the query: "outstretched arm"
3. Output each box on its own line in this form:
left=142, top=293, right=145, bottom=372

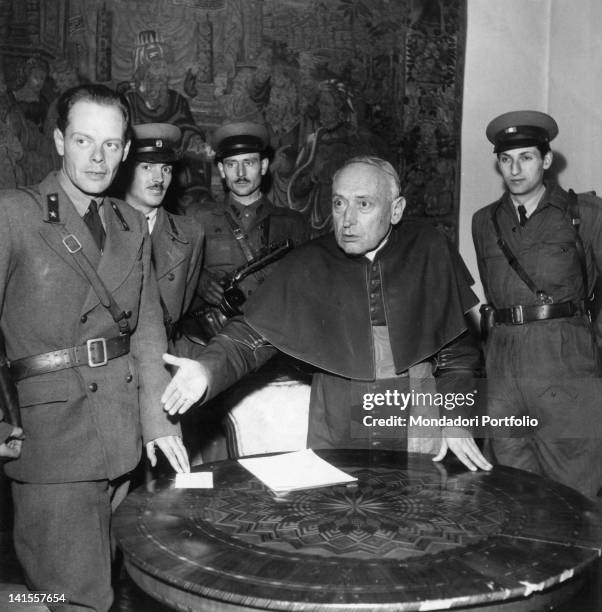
left=161, top=316, right=277, bottom=415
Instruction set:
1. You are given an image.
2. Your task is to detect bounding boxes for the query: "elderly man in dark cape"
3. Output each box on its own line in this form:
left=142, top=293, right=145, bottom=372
left=162, top=156, right=491, bottom=471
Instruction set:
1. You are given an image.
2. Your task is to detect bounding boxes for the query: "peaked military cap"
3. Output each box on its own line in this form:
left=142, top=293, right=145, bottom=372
left=486, top=110, right=558, bottom=153
left=132, top=123, right=181, bottom=163
left=212, top=121, right=269, bottom=161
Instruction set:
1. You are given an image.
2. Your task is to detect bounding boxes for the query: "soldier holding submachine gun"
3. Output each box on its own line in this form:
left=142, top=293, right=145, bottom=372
left=180, top=240, right=294, bottom=345
left=185, top=121, right=308, bottom=348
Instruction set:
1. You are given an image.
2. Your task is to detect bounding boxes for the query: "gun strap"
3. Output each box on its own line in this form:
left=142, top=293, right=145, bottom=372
left=224, top=208, right=266, bottom=283
left=492, top=190, right=593, bottom=308
left=19, top=188, right=131, bottom=336
left=568, top=189, right=591, bottom=303
left=491, top=200, right=549, bottom=301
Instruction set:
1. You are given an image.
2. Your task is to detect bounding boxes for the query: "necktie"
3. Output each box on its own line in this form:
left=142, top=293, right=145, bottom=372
left=517, top=204, right=528, bottom=227
left=84, top=199, right=105, bottom=251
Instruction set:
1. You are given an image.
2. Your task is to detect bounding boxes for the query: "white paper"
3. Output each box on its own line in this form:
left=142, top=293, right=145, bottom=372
left=238, top=449, right=357, bottom=493
left=174, top=471, right=214, bottom=489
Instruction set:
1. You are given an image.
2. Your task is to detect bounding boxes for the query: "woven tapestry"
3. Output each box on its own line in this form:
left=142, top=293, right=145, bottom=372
left=0, top=0, right=466, bottom=241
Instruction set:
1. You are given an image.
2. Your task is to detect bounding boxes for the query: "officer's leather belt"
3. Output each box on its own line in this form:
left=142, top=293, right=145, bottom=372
left=10, top=335, right=130, bottom=381
left=493, top=301, right=583, bottom=325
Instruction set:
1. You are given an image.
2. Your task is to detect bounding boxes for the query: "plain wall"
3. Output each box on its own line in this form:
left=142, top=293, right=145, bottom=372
left=459, top=0, right=551, bottom=301
left=459, top=0, right=602, bottom=304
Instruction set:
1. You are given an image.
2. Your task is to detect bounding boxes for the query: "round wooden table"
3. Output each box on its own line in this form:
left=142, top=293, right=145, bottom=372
left=113, top=450, right=602, bottom=611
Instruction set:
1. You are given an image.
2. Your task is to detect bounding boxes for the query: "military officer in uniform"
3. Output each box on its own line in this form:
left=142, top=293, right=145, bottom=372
left=0, top=84, right=189, bottom=610
left=472, top=110, right=602, bottom=497
left=191, top=121, right=308, bottom=316
left=124, top=122, right=204, bottom=352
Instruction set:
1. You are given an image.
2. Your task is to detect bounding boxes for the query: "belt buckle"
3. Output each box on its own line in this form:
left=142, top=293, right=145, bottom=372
left=510, top=305, right=524, bottom=325
left=87, top=338, right=108, bottom=367
left=62, top=234, right=82, bottom=253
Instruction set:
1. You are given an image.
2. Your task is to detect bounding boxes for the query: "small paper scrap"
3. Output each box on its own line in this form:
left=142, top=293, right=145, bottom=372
left=174, top=471, right=214, bottom=489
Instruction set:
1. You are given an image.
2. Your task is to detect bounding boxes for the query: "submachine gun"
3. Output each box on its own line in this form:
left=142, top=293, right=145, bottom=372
left=178, top=240, right=294, bottom=346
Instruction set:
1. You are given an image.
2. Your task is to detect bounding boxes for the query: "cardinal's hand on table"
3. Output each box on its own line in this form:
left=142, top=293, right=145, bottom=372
left=433, top=426, right=492, bottom=472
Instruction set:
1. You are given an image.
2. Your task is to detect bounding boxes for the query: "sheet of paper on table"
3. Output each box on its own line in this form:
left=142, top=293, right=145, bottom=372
left=238, top=449, right=357, bottom=493
left=174, top=471, right=214, bottom=488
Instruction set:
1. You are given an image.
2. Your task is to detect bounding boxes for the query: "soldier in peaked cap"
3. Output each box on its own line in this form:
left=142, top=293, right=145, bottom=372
left=170, top=121, right=309, bottom=463
left=485, top=110, right=558, bottom=154
left=187, top=121, right=308, bottom=331
left=473, top=110, right=602, bottom=497
left=123, top=123, right=204, bottom=354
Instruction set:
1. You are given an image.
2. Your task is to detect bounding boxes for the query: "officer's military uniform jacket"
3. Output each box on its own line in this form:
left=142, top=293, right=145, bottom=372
left=151, top=207, right=204, bottom=328
left=0, top=172, right=179, bottom=483
left=192, top=194, right=309, bottom=302
left=472, top=183, right=602, bottom=345
left=472, top=183, right=602, bottom=497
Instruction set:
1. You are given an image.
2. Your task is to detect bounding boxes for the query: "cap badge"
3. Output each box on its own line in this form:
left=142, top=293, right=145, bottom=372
left=155, top=139, right=163, bottom=148
left=505, top=127, right=517, bottom=134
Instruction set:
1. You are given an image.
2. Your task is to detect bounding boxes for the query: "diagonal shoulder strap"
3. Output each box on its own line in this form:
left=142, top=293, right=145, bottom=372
left=19, top=188, right=131, bottom=335
left=224, top=208, right=266, bottom=283
left=224, top=208, right=257, bottom=262
left=490, top=201, right=550, bottom=302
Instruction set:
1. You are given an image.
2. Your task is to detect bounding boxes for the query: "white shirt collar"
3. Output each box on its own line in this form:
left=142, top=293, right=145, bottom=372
left=511, top=183, right=546, bottom=219
left=146, top=208, right=159, bottom=234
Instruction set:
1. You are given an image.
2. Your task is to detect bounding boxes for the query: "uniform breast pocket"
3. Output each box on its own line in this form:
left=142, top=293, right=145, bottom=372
left=537, top=241, right=579, bottom=289
left=206, top=235, right=239, bottom=269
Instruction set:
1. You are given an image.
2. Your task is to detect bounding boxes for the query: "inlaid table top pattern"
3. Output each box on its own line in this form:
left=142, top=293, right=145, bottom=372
left=113, top=450, right=602, bottom=611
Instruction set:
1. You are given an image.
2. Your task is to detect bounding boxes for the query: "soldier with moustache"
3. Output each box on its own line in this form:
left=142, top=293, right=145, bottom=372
left=123, top=123, right=204, bottom=352
left=190, top=121, right=308, bottom=323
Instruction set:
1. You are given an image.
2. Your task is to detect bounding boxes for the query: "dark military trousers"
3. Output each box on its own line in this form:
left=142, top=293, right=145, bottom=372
left=11, top=477, right=129, bottom=611
left=485, top=317, right=602, bottom=497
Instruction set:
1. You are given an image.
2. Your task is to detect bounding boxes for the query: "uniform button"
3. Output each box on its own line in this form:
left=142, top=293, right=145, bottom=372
left=167, top=272, right=175, bottom=281
left=125, top=374, right=133, bottom=383
left=88, top=382, right=98, bottom=392
left=80, top=314, right=87, bottom=323
left=124, top=310, right=132, bottom=319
